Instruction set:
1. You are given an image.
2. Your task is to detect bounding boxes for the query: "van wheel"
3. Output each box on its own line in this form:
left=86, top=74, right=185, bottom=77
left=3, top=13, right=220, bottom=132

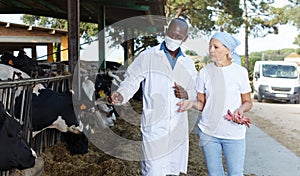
left=257, top=92, right=262, bottom=102
left=253, top=93, right=257, bottom=99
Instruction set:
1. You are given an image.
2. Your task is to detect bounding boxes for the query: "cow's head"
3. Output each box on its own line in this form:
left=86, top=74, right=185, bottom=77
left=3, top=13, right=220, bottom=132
left=0, top=103, right=36, bottom=171
left=0, top=52, right=15, bottom=66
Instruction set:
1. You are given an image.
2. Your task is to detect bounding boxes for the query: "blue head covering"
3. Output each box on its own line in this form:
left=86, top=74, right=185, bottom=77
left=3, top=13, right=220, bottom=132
left=211, top=31, right=241, bottom=65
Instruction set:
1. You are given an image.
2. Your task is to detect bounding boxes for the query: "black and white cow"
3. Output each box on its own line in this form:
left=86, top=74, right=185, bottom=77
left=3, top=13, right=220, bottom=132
left=0, top=63, right=30, bottom=80
left=0, top=63, right=88, bottom=155
left=15, top=83, right=89, bottom=155
left=0, top=102, right=36, bottom=171
left=79, top=61, right=143, bottom=127
left=80, top=61, right=121, bottom=126
left=29, top=84, right=82, bottom=135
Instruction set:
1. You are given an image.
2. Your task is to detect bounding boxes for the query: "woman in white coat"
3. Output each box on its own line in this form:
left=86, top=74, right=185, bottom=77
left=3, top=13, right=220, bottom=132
left=109, top=18, right=197, bottom=176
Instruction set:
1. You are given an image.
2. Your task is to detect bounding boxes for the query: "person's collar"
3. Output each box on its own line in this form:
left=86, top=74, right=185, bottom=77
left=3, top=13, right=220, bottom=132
left=159, top=41, right=166, bottom=50
left=160, top=41, right=185, bottom=57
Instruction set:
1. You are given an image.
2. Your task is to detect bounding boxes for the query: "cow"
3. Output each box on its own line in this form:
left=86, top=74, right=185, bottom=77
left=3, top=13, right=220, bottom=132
left=81, top=73, right=119, bottom=126
left=0, top=51, right=44, bottom=78
left=78, top=60, right=144, bottom=127
left=0, top=62, right=88, bottom=155
left=15, top=83, right=89, bottom=155
left=0, top=63, right=30, bottom=81
left=0, top=101, right=36, bottom=171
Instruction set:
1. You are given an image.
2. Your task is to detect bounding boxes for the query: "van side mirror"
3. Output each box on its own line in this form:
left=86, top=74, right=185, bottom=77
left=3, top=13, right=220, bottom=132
left=254, top=72, right=260, bottom=78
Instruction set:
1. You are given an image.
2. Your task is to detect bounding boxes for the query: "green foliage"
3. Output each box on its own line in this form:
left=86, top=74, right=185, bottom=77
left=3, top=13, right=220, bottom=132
left=296, top=48, right=300, bottom=55
left=21, top=14, right=98, bottom=42
left=294, top=34, right=300, bottom=46
left=284, top=3, right=300, bottom=46
left=185, top=50, right=198, bottom=56
left=240, top=0, right=288, bottom=70
left=285, top=2, right=300, bottom=29
left=246, top=1, right=285, bottom=38
left=165, top=0, right=243, bottom=34
left=22, top=14, right=67, bottom=29
left=106, top=25, right=161, bottom=57
left=80, top=22, right=98, bottom=42
left=133, top=36, right=160, bottom=56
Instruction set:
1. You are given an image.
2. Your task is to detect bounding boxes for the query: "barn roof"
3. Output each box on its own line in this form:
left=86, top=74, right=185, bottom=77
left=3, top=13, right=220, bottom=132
left=0, top=0, right=165, bottom=26
left=0, top=21, right=68, bottom=36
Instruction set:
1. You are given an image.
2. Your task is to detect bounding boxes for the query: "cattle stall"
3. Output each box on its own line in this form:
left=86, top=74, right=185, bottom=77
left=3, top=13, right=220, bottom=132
left=0, top=75, right=70, bottom=175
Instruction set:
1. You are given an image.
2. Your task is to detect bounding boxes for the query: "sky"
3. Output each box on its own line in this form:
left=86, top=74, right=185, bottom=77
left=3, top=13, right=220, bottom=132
left=234, top=24, right=298, bottom=54
left=0, top=10, right=298, bottom=58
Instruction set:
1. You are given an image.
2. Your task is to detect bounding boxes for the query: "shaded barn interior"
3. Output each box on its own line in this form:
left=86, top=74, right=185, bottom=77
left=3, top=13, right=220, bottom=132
left=0, top=0, right=166, bottom=72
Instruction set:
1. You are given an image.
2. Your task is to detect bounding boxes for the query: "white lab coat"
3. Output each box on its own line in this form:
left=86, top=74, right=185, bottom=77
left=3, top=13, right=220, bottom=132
left=118, top=44, right=197, bottom=176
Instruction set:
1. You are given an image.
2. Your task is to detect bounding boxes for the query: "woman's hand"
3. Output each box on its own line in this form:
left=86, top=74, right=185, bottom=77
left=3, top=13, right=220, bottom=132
left=233, top=108, right=245, bottom=124
left=225, top=109, right=251, bottom=128
left=176, top=100, right=194, bottom=112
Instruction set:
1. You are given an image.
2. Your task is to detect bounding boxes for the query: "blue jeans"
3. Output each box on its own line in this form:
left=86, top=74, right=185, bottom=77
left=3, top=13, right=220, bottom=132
left=198, top=129, right=245, bottom=176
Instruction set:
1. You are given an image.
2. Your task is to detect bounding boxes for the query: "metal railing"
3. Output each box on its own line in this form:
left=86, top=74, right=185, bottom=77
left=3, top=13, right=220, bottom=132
left=0, top=75, right=71, bottom=175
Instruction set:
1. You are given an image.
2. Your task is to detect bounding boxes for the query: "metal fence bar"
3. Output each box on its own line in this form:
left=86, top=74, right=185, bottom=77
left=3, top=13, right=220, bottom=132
left=0, top=75, right=71, bottom=88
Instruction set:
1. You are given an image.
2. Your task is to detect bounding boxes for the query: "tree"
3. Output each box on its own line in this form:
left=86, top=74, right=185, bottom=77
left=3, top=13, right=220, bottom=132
left=166, top=0, right=287, bottom=71
left=165, top=0, right=244, bottom=34
left=241, top=0, right=285, bottom=70
left=21, top=14, right=98, bottom=42
left=106, top=26, right=160, bottom=56
left=284, top=0, right=300, bottom=46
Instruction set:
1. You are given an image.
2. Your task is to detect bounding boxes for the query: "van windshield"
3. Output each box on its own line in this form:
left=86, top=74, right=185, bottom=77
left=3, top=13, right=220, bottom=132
left=262, top=64, right=298, bottom=79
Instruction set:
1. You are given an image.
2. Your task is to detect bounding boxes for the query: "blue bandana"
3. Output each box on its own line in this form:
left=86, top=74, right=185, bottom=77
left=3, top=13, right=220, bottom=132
left=211, top=32, right=241, bottom=65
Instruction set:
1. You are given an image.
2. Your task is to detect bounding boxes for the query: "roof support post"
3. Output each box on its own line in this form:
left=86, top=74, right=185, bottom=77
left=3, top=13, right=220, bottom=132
left=32, top=46, right=37, bottom=61
left=98, top=3, right=106, bottom=70
left=124, top=28, right=128, bottom=67
left=47, top=43, right=54, bottom=62
left=67, top=0, right=80, bottom=74
left=123, top=28, right=134, bottom=67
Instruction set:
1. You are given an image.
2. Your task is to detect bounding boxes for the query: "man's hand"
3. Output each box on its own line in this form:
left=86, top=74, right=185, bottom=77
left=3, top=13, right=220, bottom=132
left=107, top=91, right=123, bottom=105
left=173, top=82, right=188, bottom=99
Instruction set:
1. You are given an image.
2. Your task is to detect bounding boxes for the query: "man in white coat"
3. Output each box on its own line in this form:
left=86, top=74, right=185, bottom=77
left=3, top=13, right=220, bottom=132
left=108, top=18, right=197, bottom=176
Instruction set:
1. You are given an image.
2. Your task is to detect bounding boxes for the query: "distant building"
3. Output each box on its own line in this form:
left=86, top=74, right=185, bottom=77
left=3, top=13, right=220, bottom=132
left=0, top=21, right=68, bottom=62
left=284, top=53, right=300, bottom=73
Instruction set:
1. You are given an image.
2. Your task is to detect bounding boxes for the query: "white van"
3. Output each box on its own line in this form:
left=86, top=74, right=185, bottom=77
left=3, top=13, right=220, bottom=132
left=253, top=61, right=300, bottom=103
